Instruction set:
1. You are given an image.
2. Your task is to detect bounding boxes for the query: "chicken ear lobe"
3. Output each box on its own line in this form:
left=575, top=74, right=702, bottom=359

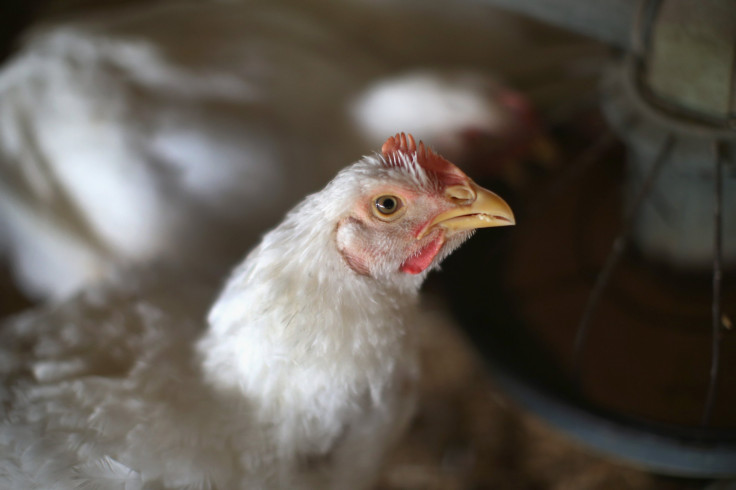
left=341, top=251, right=371, bottom=276
left=336, top=217, right=371, bottom=276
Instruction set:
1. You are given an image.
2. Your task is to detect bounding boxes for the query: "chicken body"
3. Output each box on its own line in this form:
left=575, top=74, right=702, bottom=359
left=0, top=2, right=374, bottom=299
left=0, top=268, right=415, bottom=490
left=0, top=1, right=535, bottom=300
left=0, top=135, right=513, bottom=489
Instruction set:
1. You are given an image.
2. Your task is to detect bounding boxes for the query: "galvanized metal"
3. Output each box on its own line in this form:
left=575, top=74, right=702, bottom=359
left=470, top=0, right=639, bottom=49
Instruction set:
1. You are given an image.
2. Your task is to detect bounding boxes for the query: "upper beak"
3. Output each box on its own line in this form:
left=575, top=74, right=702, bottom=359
left=419, top=181, right=515, bottom=238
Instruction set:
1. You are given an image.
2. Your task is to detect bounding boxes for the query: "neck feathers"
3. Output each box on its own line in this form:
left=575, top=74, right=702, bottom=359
left=199, top=186, right=422, bottom=396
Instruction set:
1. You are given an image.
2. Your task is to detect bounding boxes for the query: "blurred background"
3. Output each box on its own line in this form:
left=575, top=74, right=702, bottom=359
left=0, top=0, right=733, bottom=488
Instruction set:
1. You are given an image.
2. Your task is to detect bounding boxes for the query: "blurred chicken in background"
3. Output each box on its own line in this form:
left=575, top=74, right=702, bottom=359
left=0, top=0, right=557, bottom=302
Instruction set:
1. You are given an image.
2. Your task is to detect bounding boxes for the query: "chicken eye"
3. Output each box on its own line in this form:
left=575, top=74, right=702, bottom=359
left=372, top=195, right=404, bottom=220
left=376, top=196, right=399, bottom=213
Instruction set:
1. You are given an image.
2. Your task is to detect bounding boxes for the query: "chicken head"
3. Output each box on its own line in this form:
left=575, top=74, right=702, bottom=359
left=335, top=133, right=514, bottom=280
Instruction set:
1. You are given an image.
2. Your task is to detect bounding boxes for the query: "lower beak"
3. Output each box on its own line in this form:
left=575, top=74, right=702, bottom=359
left=420, top=182, right=515, bottom=238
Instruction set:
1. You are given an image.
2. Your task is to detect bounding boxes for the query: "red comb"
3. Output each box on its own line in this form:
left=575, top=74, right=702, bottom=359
left=381, top=132, right=466, bottom=185
left=381, top=132, right=418, bottom=155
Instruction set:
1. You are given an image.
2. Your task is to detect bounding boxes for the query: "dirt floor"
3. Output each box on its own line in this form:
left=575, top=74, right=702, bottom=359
left=379, top=300, right=712, bottom=490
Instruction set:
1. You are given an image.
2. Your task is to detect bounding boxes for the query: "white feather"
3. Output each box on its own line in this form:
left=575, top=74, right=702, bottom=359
left=72, top=456, right=142, bottom=490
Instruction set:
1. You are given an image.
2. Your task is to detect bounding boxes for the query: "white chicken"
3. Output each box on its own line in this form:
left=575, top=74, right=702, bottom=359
left=0, top=1, right=538, bottom=301
left=0, top=134, right=514, bottom=489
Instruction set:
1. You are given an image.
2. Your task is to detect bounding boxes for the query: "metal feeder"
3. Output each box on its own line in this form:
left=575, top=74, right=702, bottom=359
left=445, top=0, right=736, bottom=478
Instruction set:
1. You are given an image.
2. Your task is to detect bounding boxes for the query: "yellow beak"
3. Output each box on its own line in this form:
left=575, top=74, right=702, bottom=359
left=419, top=182, right=515, bottom=238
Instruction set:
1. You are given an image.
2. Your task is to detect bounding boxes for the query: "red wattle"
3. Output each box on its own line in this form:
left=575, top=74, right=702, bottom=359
left=400, top=234, right=445, bottom=274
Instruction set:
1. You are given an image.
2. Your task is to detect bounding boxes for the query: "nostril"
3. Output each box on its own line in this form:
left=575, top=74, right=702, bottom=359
left=445, top=185, right=475, bottom=203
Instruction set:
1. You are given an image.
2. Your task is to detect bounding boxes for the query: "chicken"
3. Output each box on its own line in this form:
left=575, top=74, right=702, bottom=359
left=0, top=1, right=539, bottom=301
left=0, top=1, right=375, bottom=300
left=0, top=134, right=514, bottom=489
left=351, top=70, right=550, bottom=170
